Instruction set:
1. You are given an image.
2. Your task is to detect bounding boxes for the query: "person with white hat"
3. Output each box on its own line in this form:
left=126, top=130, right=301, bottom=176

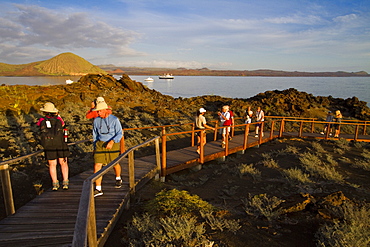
left=37, top=102, right=70, bottom=191
left=92, top=101, right=123, bottom=197
left=195, top=107, right=215, bottom=154
left=86, top=96, right=112, bottom=119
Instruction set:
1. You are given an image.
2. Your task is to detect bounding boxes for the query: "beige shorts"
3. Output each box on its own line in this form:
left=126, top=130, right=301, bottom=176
left=94, top=141, right=120, bottom=164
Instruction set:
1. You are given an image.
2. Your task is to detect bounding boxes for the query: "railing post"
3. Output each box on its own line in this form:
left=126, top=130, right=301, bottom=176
left=363, top=122, right=367, bottom=135
left=161, top=128, right=167, bottom=180
left=0, top=164, right=15, bottom=216
left=299, top=121, right=303, bottom=137
left=120, top=133, right=125, bottom=154
left=191, top=123, right=195, bottom=147
left=311, top=119, right=315, bottom=133
left=269, top=121, right=275, bottom=140
left=354, top=125, right=359, bottom=141
left=279, top=119, right=284, bottom=137
left=243, top=124, right=250, bottom=150
left=231, top=121, right=235, bottom=137
left=154, top=138, right=161, bottom=181
left=325, top=123, right=331, bottom=139
left=199, top=130, right=204, bottom=164
left=87, top=186, right=97, bottom=247
left=214, top=120, right=219, bottom=141
left=258, top=122, right=264, bottom=144
left=128, top=152, right=135, bottom=193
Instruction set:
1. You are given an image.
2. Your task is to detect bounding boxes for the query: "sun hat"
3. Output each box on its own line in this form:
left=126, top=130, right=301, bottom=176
left=96, top=97, right=105, bottom=103
left=40, top=102, right=58, bottom=113
left=93, top=102, right=110, bottom=111
left=199, top=108, right=206, bottom=113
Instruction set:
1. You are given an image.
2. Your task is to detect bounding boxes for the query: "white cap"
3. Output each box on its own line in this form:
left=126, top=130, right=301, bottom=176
left=199, top=108, right=206, bottom=113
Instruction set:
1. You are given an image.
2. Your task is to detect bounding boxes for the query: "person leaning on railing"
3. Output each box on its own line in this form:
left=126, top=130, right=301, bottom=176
left=195, top=107, right=215, bottom=154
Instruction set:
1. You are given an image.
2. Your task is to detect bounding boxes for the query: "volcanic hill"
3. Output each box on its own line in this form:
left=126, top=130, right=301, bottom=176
left=0, top=52, right=106, bottom=76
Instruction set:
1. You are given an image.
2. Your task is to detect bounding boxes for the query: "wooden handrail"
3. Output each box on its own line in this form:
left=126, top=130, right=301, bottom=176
left=0, top=139, right=92, bottom=217
left=72, top=136, right=161, bottom=247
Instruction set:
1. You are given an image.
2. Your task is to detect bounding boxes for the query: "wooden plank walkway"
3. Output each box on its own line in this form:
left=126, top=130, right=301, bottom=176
left=0, top=129, right=368, bottom=247
left=0, top=159, right=157, bottom=247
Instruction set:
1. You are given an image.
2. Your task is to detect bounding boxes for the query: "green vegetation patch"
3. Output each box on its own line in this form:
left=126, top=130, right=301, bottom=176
left=144, top=188, right=215, bottom=216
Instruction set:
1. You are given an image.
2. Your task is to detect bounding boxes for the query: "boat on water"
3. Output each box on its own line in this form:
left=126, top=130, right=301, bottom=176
left=144, top=77, right=154, bottom=82
left=158, top=74, right=174, bottom=79
left=66, top=79, right=74, bottom=84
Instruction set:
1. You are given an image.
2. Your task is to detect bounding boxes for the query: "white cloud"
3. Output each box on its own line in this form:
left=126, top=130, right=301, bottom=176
left=0, top=4, right=143, bottom=63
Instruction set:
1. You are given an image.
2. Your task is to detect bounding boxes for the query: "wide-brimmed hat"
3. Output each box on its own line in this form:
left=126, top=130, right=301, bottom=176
left=199, top=108, right=206, bottom=113
left=93, top=102, right=110, bottom=111
left=40, top=102, right=58, bottom=113
left=96, top=97, right=105, bottom=103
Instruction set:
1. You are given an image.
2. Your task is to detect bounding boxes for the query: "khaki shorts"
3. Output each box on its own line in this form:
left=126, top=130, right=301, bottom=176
left=220, top=126, right=230, bottom=135
left=94, top=141, right=120, bottom=164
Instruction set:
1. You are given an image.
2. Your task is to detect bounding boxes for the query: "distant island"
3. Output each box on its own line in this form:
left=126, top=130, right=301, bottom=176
left=0, top=52, right=368, bottom=77
left=101, top=65, right=369, bottom=77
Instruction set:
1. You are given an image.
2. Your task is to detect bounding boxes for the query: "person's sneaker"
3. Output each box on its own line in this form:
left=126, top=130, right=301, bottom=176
left=320, top=132, right=324, bottom=135
left=52, top=181, right=59, bottom=191
left=115, top=179, right=122, bottom=188
left=255, top=135, right=258, bottom=137
left=62, top=180, right=69, bottom=190
left=94, top=189, right=103, bottom=197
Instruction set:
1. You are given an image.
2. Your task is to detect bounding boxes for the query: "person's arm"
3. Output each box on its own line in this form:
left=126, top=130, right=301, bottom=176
left=203, top=123, right=215, bottom=130
left=105, top=117, right=123, bottom=149
left=92, top=119, right=98, bottom=149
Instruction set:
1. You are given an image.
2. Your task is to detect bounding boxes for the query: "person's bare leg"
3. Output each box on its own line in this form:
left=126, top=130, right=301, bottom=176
left=94, top=163, right=103, bottom=186
left=48, top=159, right=58, bottom=183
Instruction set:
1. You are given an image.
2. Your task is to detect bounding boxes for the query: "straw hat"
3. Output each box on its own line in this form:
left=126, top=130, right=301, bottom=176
left=40, top=102, right=58, bottom=113
left=96, top=97, right=105, bottom=104
left=93, top=102, right=110, bottom=111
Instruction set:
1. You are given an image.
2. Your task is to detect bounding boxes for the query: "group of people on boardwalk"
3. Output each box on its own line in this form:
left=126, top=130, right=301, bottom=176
left=195, top=105, right=265, bottom=151
left=321, top=110, right=343, bottom=138
left=38, top=97, right=123, bottom=197
left=38, top=98, right=343, bottom=194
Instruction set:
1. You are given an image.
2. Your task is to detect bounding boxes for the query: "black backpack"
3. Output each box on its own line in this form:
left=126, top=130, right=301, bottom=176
left=39, top=116, right=64, bottom=149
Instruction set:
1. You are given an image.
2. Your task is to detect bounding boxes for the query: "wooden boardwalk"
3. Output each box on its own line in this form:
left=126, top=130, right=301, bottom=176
left=0, top=158, right=157, bottom=247
left=0, top=126, right=369, bottom=247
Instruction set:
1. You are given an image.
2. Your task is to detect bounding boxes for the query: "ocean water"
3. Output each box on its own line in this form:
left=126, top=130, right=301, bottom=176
left=1, top=75, right=369, bottom=105
left=127, top=75, right=370, bottom=105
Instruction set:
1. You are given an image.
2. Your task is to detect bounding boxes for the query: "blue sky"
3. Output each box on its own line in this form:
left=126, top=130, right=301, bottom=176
left=0, top=0, right=369, bottom=72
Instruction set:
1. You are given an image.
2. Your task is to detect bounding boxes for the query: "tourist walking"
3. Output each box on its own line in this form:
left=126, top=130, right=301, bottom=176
left=255, top=107, right=265, bottom=137
left=37, top=102, right=70, bottom=191
left=245, top=107, right=253, bottom=124
left=321, top=111, right=334, bottom=135
left=92, top=101, right=123, bottom=197
left=195, top=108, right=214, bottom=154
left=333, top=110, right=343, bottom=138
left=218, top=105, right=232, bottom=148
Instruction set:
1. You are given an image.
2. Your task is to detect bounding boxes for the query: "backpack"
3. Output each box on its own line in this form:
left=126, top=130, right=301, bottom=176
left=39, top=116, right=65, bottom=149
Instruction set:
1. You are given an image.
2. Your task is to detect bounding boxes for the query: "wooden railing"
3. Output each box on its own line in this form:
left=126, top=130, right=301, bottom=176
left=1, top=117, right=370, bottom=247
left=72, top=136, right=161, bottom=247
left=0, top=140, right=91, bottom=216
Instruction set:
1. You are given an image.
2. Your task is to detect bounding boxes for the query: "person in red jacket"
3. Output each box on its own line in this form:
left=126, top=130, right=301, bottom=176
left=86, top=97, right=112, bottom=119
